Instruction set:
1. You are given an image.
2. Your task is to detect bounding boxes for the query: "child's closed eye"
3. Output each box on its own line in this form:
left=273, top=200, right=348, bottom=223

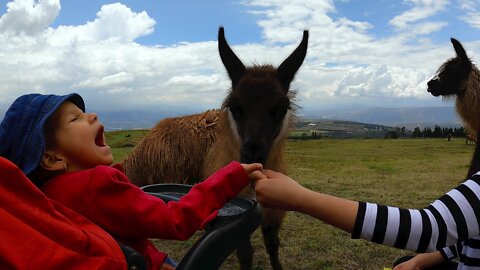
left=69, top=115, right=80, bottom=122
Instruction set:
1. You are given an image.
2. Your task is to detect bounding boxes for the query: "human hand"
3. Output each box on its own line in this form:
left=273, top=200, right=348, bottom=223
left=160, top=263, right=176, bottom=270
left=393, top=252, right=445, bottom=270
left=241, top=163, right=264, bottom=180
left=392, top=259, right=419, bottom=270
left=251, top=170, right=304, bottom=210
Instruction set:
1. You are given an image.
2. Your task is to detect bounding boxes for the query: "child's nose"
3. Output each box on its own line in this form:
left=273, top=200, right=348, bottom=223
left=88, top=112, right=98, bottom=122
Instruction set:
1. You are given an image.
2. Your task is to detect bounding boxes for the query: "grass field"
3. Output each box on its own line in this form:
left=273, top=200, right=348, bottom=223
left=110, top=131, right=474, bottom=269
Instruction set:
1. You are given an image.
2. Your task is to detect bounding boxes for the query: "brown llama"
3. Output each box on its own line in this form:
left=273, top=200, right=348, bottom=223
left=122, top=27, right=309, bottom=270
left=427, top=38, right=480, bottom=137
left=466, top=134, right=477, bottom=145
left=428, top=39, right=480, bottom=180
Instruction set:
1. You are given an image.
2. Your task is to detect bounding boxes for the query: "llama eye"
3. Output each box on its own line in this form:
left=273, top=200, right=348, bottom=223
left=229, top=106, right=243, bottom=119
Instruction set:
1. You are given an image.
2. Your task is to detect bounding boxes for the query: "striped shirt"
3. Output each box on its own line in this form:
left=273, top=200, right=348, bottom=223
left=352, top=173, right=480, bottom=269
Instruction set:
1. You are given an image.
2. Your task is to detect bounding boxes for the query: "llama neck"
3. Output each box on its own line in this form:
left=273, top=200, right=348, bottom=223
left=458, top=65, right=480, bottom=109
left=201, top=109, right=242, bottom=177
left=466, top=65, right=480, bottom=99
left=456, top=65, right=480, bottom=134
left=266, top=110, right=292, bottom=173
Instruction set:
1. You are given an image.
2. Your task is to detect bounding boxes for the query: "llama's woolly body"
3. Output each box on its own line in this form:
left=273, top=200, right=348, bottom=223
left=123, top=109, right=220, bottom=185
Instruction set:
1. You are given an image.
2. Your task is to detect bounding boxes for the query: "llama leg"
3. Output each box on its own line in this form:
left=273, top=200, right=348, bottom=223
left=262, top=208, right=286, bottom=270
left=236, top=238, right=253, bottom=270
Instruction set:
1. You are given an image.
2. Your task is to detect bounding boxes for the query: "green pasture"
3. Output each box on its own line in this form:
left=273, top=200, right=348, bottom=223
left=110, top=131, right=474, bottom=270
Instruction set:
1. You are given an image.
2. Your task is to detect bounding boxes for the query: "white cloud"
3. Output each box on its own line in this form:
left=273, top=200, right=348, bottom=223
left=387, top=0, right=449, bottom=38
left=335, top=65, right=431, bottom=98
left=164, top=74, right=225, bottom=90
left=74, top=72, right=135, bottom=89
left=47, top=3, right=155, bottom=45
left=0, top=0, right=59, bottom=35
left=458, top=0, right=480, bottom=29
left=243, top=0, right=337, bottom=43
left=389, top=0, right=449, bottom=29
left=459, top=0, right=478, bottom=11
left=336, top=17, right=373, bottom=33
left=0, top=1, right=170, bottom=110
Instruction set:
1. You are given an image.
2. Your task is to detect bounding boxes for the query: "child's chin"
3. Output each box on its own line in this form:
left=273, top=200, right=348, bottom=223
left=97, top=152, right=114, bottom=165
left=97, top=145, right=112, bottom=154
left=105, top=155, right=114, bottom=165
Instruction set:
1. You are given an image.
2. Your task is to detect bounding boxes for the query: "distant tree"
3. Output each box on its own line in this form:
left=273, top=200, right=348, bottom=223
left=384, top=130, right=398, bottom=139
left=441, top=128, right=449, bottom=137
left=433, top=125, right=443, bottom=138
left=453, top=127, right=466, bottom=137
left=412, top=127, right=421, bottom=138
left=453, top=127, right=460, bottom=137
left=311, top=131, right=322, bottom=139
left=423, top=127, right=433, bottom=138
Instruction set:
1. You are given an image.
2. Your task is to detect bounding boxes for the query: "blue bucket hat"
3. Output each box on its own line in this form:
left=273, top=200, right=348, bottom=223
left=0, top=93, right=85, bottom=175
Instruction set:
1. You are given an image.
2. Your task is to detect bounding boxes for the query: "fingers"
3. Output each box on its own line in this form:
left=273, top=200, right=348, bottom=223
left=241, top=163, right=263, bottom=173
left=249, top=170, right=267, bottom=180
left=263, top=169, right=283, bottom=178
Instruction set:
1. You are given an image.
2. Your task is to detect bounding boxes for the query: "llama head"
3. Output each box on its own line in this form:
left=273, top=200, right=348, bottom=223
left=427, top=38, right=473, bottom=97
left=218, top=26, right=308, bottom=164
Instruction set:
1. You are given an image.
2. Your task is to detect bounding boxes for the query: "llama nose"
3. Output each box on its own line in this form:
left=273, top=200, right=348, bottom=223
left=427, top=79, right=439, bottom=93
left=241, top=140, right=266, bottom=164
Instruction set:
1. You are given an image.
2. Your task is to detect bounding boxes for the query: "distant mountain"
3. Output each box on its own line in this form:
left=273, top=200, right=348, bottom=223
left=98, top=109, right=199, bottom=131
left=300, top=106, right=462, bottom=129
left=293, top=119, right=396, bottom=139
left=73, top=106, right=464, bottom=131
left=99, top=111, right=163, bottom=131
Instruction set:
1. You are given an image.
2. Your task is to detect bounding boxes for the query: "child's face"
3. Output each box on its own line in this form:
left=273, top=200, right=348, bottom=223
left=48, top=101, right=114, bottom=171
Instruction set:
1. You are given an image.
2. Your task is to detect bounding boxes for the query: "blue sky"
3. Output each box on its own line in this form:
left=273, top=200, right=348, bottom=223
left=51, top=1, right=262, bottom=45
left=0, top=0, right=479, bottom=116
left=48, top=0, right=480, bottom=45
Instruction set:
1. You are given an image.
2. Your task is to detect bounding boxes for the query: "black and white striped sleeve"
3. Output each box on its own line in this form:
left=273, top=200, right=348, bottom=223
left=352, top=174, right=480, bottom=253
left=439, top=244, right=459, bottom=262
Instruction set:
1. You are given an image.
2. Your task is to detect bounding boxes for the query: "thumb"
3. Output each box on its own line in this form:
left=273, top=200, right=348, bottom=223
left=242, top=163, right=263, bottom=173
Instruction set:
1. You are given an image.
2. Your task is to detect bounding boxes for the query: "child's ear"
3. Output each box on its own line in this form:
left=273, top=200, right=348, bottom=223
left=40, top=150, right=65, bottom=172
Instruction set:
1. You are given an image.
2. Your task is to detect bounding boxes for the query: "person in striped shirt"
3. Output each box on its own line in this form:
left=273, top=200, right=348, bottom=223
left=251, top=169, right=480, bottom=269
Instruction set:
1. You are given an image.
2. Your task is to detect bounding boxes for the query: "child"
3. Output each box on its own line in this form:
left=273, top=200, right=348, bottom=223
left=0, top=156, right=127, bottom=270
left=0, top=93, right=263, bottom=270
left=251, top=169, right=480, bottom=270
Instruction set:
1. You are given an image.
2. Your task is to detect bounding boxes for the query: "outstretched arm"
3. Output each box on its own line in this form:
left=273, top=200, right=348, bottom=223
left=252, top=169, right=480, bottom=253
left=252, top=170, right=358, bottom=233
left=392, top=251, right=445, bottom=270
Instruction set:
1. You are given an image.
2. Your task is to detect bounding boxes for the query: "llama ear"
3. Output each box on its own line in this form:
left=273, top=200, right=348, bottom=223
left=451, top=38, right=469, bottom=62
left=218, top=26, right=246, bottom=88
left=277, top=30, right=309, bottom=93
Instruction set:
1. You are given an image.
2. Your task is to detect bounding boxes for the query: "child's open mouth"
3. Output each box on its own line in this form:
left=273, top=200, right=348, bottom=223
left=95, top=126, right=107, bottom=147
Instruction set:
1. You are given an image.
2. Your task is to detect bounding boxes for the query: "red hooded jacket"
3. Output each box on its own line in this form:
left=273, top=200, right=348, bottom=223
left=41, top=161, right=249, bottom=270
left=0, top=157, right=127, bottom=270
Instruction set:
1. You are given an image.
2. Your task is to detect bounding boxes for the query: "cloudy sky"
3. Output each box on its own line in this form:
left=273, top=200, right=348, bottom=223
left=0, top=0, right=479, bottom=116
